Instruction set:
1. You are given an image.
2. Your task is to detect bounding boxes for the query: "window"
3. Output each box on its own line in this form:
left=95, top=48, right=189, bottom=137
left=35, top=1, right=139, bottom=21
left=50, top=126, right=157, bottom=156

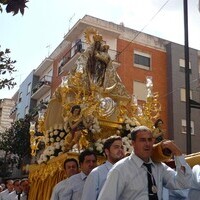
left=179, top=58, right=191, bottom=72
left=134, top=50, right=151, bottom=70
left=19, top=92, right=22, bottom=103
left=133, top=81, right=147, bottom=101
left=181, top=119, right=194, bottom=135
left=180, top=88, right=192, bottom=102
left=58, top=59, right=64, bottom=74
left=25, top=106, right=29, bottom=115
left=75, top=39, right=82, bottom=53
left=27, top=83, right=31, bottom=94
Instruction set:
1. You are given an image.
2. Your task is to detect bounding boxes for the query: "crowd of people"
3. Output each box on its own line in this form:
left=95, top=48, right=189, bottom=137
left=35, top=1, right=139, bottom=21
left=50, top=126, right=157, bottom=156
left=47, top=125, right=200, bottom=200
left=1, top=125, right=200, bottom=200
left=0, top=178, right=29, bottom=200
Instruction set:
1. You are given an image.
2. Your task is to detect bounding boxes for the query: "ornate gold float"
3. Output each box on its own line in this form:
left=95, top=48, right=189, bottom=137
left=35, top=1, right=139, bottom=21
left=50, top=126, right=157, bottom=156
left=28, top=28, right=172, bottom=200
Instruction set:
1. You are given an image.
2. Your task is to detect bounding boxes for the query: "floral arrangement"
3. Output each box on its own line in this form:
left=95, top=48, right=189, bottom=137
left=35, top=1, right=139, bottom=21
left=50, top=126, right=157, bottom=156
left=45, top=125, right=67, bottom=146
left=87, top=116, right=101, bottom=134
left=37, top=117, right=101, bottom=164
left=37, top=124, right=68, bottom=164
left=116, top=116, right=137, bottom=137
left=37, top=117, right=134, bottom=164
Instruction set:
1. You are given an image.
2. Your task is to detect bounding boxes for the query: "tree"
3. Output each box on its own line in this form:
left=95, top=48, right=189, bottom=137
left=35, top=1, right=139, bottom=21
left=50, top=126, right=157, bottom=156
left=0, top=46, right=17, bottom=89
left=10, top=114, right=32, bottom=164
left=1, top=0, right=28, bottom=89
left=0, top=0, right=28, bottom=15
left=0, top=114, right=32, bottom=178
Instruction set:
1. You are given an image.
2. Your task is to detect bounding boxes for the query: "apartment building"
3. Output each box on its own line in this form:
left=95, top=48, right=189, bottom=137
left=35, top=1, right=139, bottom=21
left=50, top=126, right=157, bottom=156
left=11, top=15, right=200, bottom=153
left=0, top=98, right=15, bottom=132
left=166, top=43, right=200, bottom=153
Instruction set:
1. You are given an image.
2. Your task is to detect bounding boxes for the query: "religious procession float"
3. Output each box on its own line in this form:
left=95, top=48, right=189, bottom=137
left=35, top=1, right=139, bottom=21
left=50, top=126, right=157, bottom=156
left=28, top=28, right=200, bottom=200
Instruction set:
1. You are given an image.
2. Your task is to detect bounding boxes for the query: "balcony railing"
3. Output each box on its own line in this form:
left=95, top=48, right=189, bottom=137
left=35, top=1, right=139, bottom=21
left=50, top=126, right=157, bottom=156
left=29, top=101, right=49, bottom=118
left=10, top=104, right=17, bottom=117
left=58, top=40, right=120, bottom=74
left=31, top=75, right=52, bottom=100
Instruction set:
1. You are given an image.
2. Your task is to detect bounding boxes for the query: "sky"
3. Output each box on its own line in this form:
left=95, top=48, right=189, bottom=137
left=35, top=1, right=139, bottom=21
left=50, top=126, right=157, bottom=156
left=1, top=0, right=200, bottom=99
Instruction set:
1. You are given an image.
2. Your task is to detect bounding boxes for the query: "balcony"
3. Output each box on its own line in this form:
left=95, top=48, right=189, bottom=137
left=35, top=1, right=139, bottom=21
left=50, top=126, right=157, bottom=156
left=58, top=40, right=120, bottom=74
left=31, top=75, right=52, bottom=100
left=34, top=58, right=53, bottom=76
left=29, top=100, right=49, bottom=118
left=10, top=104, right=17, bottom=117
left=58, top=40, right=85, bottom=74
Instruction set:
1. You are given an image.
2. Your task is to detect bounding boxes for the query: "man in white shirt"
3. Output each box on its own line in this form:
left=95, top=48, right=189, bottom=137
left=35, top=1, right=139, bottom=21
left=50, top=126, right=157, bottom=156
left=188, top=164, right=200, bottom=200
left=8, top=179, right=21, bottom=200
left=98, top=126, right=192, bottom=200
left=0, top=180, right=14, bottom=200
left=60, top=149, right=97, bottom=200
left=81, top=135, right=125, bottom=200
left=50, top=158, right=79, bottom=200
left=164, top=164, right=200, bottom=200
left=19, top=178, right=29, bottom=200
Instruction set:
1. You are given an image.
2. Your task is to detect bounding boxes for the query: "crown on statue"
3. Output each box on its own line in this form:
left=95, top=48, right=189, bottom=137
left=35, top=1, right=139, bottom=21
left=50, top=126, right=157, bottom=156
left=93, top=34, right=103, bottom=42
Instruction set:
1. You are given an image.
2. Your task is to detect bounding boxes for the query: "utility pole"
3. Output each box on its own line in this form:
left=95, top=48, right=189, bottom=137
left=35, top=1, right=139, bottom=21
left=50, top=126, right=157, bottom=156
left=183, top=0, right=191, bottom=154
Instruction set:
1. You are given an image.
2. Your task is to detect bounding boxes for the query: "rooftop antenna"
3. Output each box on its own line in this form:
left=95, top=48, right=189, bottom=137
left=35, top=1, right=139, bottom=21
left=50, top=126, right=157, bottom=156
left=46, top=44, right=51, bottom=57
left=68, top=13, right=75, bottom=31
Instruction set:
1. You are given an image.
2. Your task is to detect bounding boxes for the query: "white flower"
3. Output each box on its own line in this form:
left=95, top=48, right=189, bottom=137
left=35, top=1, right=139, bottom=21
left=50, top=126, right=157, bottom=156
left=89, top=146, right=94, bottom=151
left=130, top=121, right=135, bottom=126
left=37, top=159, right=42, bottom=164
left=96, top=145, right=103, bottom=153
left=60, top=139, right=65, bottom=146
left=65, top=128, right=70, bottom=133
left=50, top=156, right=55, bottom=160
left=50, top=132, right=54, bottom=137
left=44, top=146, right=55, bottom=156
left=54, top=130, right=59, bottom=136
left=50, top=138, right=54, bottom=143
left=95, top=142, right=99, bottom=147
left=125, top=124, right=130, bottom=130
left=60, top=132, right=65, bottom=138
left=56, top=137, right=61, bottom=142
left=54, top=142, right=60, bottom=149
left=118, top=125, right=123, bottom=129
left=91, top=129, right=96, bottom=133
left=122, top=136, right=128, bottom=142
left=124, top=119, right=128, bottom=123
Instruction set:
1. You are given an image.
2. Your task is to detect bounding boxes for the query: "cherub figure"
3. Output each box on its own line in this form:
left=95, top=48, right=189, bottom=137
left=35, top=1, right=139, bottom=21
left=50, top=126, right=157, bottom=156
left=153, top=118, right=166, bottom=143
left=64, top=105, right=94, bottom=151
